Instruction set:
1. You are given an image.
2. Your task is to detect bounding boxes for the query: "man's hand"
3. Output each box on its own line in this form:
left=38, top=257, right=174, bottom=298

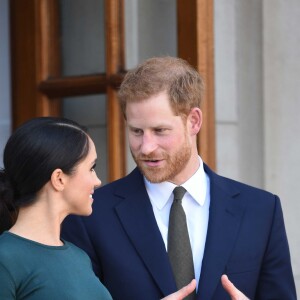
left=161, top=279, right=196, bottom=300
left=161, top=275, right=249, bottom=300
left=221, top=275, right=250, bottom=300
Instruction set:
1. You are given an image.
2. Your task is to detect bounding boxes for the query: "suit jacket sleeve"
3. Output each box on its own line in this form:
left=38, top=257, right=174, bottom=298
left=254, top=195, right=296, bottom=299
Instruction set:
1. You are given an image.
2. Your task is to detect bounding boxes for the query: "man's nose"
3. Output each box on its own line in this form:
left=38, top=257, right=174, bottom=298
left=140, top=134, right=157, bottom=155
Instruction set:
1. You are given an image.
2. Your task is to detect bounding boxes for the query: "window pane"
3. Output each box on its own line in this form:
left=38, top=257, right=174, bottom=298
left=124, top=0, right=177, bottom=69
left=62, top=95, right=108, bottom=184
left=59, top=0, right=105, bottom=76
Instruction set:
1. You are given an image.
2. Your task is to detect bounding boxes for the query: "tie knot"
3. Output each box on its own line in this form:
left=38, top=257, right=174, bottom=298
left=173, top=186, right=186, bottom=202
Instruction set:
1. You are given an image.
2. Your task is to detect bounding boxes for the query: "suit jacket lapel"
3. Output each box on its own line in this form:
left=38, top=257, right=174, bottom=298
left=197, top=165, right=247, bottom=299
left=114, top=169, right=177, bottom=296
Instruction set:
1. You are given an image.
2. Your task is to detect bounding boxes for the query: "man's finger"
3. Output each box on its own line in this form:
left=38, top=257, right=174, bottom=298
left=221, top=274, right=250, bottom=300
left=161, top=279, right=196, bottom=300
left=176, top=279, right=197, bottom=298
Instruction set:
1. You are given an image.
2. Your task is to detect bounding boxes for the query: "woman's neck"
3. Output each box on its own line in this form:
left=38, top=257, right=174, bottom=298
left=9, top=200, right=65, bottom=246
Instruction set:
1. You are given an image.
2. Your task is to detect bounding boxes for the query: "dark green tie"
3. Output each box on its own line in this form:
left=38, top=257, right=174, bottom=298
left=168, top=186, right=196, bottom=300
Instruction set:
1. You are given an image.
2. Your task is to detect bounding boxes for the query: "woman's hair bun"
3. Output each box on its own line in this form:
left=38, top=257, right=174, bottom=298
left=0, top=168, right=16, bottom=233
left=0, top=168, right=14, bottom=200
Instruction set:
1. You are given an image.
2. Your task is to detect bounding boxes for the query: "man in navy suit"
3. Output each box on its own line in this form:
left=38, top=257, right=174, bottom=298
left=62, top=56, right=296, bottom=299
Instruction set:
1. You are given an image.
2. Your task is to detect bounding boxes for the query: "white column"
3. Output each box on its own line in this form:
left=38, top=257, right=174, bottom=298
left=214, top=0, right=264, bottom=187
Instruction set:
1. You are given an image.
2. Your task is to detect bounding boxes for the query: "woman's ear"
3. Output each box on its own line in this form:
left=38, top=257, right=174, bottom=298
left=188, top=107, right=202, bottom=135
left=50, top=169, right=66, bottom=191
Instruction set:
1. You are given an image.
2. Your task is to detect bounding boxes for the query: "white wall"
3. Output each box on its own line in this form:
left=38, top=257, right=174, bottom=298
left=0, top=0, right=11, bottom=168
left=215, top=0, right=264, bottom=188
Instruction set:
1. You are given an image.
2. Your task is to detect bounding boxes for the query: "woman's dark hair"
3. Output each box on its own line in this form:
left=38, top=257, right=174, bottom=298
left=0, top=117, right=89, bottom=233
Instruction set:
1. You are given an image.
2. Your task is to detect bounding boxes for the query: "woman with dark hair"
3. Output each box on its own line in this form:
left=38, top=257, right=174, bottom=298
left=0, top=116, right=196, bottom=300
left=0, top=117, right=112, bottom=299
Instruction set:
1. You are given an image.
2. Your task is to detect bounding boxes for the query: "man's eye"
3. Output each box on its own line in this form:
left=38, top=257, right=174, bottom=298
left=131, top=128, right=142, bottom=135
left=156, top=128, right=167, bottom=133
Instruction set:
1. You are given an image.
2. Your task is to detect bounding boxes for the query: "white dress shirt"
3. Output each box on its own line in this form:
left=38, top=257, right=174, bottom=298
left=144, top=157, right=210, bottom=289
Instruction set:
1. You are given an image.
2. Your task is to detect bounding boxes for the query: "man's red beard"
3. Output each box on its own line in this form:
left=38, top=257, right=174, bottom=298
left=131, top=142, right=191, bottom=183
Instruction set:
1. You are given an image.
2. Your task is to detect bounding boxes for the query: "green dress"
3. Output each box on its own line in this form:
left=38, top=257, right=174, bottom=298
left=0, top=231, right=112, bottom=300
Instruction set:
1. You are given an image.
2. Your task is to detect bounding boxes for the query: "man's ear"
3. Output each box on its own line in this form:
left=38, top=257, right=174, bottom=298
left=50, top=169, right=66, bottom=191
left=188, top=107, right=202, bottom=135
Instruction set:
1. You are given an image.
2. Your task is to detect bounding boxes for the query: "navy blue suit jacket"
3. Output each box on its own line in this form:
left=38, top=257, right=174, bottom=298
left=62, top=164, right=296, bottom=299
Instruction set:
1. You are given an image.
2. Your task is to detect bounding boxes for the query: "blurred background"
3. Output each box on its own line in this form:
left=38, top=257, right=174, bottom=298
left=1, top=0, right=299, bottom=294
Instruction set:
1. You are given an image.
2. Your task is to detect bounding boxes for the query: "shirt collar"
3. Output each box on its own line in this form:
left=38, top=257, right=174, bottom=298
left=144, top=156, right=208, bottom=210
